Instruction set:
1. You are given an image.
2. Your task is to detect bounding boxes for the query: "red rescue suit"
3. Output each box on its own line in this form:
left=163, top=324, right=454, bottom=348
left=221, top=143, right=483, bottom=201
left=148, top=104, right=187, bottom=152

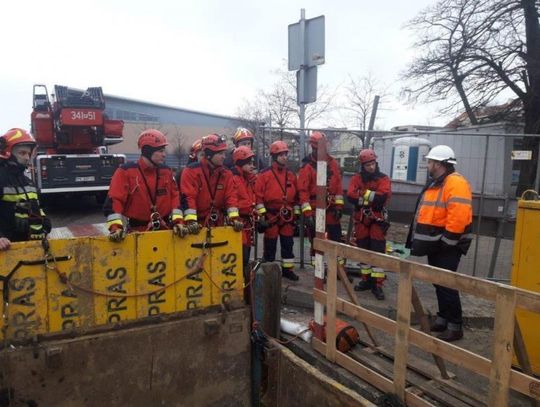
left=180, top=158, right=239, bottom=226
left=254, top=162, right=299, bottom=271
left=347, top=169, right=391, bottom=252
left=105, top=157, right=181, bottom=232
left=231, top=166, right=257, bottom=246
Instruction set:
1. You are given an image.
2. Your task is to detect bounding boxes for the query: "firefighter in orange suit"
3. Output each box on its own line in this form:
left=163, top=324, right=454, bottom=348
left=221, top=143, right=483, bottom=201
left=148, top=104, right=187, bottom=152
left=297, top=131, right=344, bottom=256
left=406, top=145, right=472, bottom=342
left=254, top=141, right=300, bottom=281
left=0, top=128, right=51, bottom=250
left=347, top=149, right=391, bottom=300
left=231, top=146, right=257, bottom=275
left=104, top=129, right=187, bottom=241
left=180, top=134, right=242, bottom=234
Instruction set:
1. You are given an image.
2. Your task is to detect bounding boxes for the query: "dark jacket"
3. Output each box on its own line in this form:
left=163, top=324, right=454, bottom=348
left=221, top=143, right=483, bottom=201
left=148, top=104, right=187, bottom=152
left=0, top=160, right=51, bottom=241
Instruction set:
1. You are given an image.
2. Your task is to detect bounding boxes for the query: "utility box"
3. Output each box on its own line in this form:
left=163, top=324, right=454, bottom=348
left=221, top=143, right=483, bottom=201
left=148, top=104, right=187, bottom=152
left=390, top=137, right=431, bottom=184
left=511, top=197, right=540, bottom=375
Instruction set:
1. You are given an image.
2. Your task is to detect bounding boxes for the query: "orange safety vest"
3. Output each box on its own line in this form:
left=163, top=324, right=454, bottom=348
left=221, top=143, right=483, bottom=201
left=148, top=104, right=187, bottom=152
left=410, top=171, right=473, bottom=256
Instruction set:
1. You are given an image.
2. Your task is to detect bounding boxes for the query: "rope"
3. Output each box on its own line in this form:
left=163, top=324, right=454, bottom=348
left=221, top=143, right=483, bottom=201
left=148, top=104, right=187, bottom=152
left=44, top=250, right=208, bottom=298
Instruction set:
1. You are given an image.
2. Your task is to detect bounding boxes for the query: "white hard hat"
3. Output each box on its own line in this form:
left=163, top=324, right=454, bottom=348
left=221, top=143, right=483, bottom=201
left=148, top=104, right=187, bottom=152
left=425, top=145, right=457, bottom=165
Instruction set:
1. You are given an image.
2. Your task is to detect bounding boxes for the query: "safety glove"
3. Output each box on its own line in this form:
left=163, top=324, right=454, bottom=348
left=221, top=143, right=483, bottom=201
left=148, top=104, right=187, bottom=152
left=334, top=208, right=343, bottom=220
left=186, top=221, right=201, bottom=235
left=108, top=224, right=126, bottom=242
left=257, top=215, right=269, bottom=228
left=230, top=218, right=244, bottom=232
left=173, top=223, right=189, bottom=238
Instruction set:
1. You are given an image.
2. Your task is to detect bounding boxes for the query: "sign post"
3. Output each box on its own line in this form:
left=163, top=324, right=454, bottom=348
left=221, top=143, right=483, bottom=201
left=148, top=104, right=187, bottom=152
left=288, top=9, right=325, bottom=159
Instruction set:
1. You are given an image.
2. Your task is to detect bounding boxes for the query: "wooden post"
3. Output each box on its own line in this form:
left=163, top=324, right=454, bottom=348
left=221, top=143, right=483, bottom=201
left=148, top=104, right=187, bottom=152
left=312, top=138, right=329, bottom=342
left=488, top=286, right=517, bottom=407
left=393, top=262, right=413, bottom=402
left=326, top=246, right=338, bottom=362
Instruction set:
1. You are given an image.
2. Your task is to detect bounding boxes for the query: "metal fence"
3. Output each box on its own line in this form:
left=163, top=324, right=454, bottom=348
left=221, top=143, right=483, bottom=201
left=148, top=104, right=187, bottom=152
left=255, top=124, right=540, bottom=282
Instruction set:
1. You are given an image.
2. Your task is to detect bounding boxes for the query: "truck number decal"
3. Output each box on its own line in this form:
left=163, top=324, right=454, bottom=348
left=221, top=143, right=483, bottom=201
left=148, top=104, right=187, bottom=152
left=71, top=110, right=96, bottom=121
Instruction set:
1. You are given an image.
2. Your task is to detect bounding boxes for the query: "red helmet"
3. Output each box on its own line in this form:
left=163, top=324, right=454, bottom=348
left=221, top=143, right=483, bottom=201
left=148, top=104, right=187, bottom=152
left=233, top=128, right=254, bottom=146
left=137, top=129, right=168, bottom=149
left=0, top=128, right=36, bottom=160
left=359, top=149, right=377, bottom=164
left=270, top=140, right=289, bottom=155
left=310, top=131, right=327, bottom=148
left=189, top=139, right=202, bottom=159
left=201, top=134, right=227, bottom=153
left=233, top=146, right=255, bottom=164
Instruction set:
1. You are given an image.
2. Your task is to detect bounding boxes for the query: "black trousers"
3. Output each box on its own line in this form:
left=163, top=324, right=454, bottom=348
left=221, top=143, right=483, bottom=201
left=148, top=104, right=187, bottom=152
left=428, top=247, right=463, bottom=325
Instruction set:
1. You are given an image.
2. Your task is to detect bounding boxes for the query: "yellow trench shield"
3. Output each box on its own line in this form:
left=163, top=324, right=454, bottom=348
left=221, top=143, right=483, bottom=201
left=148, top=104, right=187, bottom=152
left=0, top=227, right=242, bottom=342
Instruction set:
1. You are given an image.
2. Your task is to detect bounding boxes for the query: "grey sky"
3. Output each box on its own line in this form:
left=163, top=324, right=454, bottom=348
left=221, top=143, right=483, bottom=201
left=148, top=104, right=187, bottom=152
left=1, top=0, right=445, bottom=132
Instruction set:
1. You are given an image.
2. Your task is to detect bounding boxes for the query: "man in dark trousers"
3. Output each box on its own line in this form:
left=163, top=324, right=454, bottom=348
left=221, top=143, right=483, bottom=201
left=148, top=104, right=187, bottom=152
left=406, top=145, right=473, bottom=342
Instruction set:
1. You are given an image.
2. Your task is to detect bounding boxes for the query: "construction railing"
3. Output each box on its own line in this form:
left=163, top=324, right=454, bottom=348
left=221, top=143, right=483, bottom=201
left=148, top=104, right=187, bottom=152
left=311, top=237, right=540, bottom=407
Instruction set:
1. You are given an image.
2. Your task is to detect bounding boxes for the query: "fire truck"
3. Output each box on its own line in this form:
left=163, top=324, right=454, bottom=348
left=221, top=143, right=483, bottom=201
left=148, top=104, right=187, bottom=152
left=30, top=84, right=125, bottom=203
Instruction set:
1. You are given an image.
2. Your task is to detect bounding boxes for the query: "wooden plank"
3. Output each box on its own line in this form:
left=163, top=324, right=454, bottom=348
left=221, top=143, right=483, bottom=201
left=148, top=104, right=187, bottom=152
left=411, top=286, right=450, bottom=379
left=314, top=238, right=540, bottom=314
left=359, top=344, right=457, bottom=382
left=313, top=338, right=432, bottom=407
left=315, top=290, right=540, bottom=400
left=488, top=286, right=517, bottom=407
left=325, top=247, right=338, bottom=363
left=351, top=349, right=472, bottom=407
left=394, top=263, right=413, bottom=401
left=314, top=289, right=396, bottom=335
left=336, top=261, right=379, bottom=348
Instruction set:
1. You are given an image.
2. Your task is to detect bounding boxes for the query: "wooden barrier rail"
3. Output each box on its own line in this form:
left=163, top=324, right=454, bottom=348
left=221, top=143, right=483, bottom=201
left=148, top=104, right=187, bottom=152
left=313, top=238, right=540, bottom=407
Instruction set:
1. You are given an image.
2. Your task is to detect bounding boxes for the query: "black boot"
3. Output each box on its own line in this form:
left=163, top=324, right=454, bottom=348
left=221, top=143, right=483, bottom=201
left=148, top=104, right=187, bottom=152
left=437, top=328, right=463, bottom=342
left=430, top=316, right=447, bottom=332
left=371, top=286, right=385, bottom=300
left=282, top=268, right=299, bottom=281
left=354, top=278, right=372, bottom=291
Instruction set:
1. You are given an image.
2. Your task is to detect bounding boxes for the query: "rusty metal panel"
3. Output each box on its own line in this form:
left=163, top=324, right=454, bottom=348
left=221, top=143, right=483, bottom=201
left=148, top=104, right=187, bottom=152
left=0, top=307, right=251, bottom=406
left=0, top=228, right=242, bottom=342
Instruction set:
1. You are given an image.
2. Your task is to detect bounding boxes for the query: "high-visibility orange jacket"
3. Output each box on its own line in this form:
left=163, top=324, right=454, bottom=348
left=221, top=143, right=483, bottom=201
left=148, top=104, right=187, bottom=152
left=180, top=158, right=239, bottom=223
left=297, top=154, right=344, bottom=215
left=254, top=162, right=298, bottom=214
left=408, top=171, right=473, bottom=256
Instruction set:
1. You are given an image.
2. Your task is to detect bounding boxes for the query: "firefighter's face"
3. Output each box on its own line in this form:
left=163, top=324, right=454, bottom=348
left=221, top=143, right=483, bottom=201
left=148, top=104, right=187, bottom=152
left=237, top=139, right=252, bottom=148
left=210, top=151, right=226, bottom=166
left=363, top=160, right=377, bottom=174
left=276, top=152, right=288, bottom=166
left=11, top=144, right=34, bottom=166
left=151, top=147, right=166, bottom=165
left=241, top=160, right=255, bottom=174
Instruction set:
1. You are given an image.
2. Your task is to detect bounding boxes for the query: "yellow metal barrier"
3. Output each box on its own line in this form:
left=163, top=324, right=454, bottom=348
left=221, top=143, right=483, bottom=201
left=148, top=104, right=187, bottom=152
left=0, top=227, right=242, bottom=342
left=511, top=195, right=540, bottom=375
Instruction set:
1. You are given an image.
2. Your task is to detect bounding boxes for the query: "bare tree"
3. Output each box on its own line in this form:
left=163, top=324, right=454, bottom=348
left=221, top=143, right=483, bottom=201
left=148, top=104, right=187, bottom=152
left=343, top=73, right=389, bottom=147
left=403, top=0, right=540, bottom=193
